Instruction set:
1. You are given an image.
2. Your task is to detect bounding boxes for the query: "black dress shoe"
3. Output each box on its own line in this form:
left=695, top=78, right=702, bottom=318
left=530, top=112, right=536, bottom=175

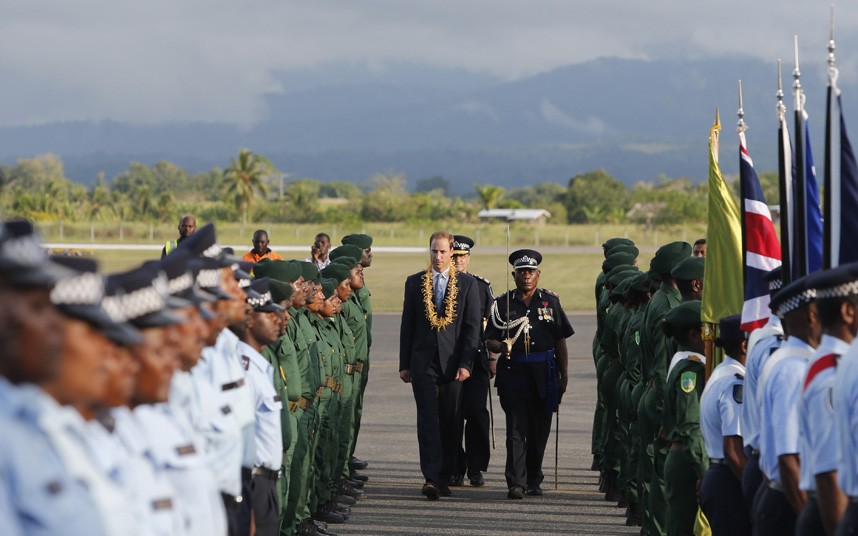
left=422, top=481, right=440, bottom=500
left=335, top=493, right=356, bottom=506
left=332, top=502, right=350, bottom=515
left=507, top=486, right=525, bottom=500
left=350, top=471, right=369, bottom=482
left=312, top=509, right=344, bottom=524
left=468, top=472, right=485, bottom=487
left=338, top=483, right=365, bottom=500
left=525, top=485, right=543, bottom=496
left=439, top=484, right=453, bottom=497
left=349, top=456, right=368, bottom=470
left=448, top=474, right=465, bottom=487
left=312, top=519, right=328, bottom=530
left=346, top=477, right=364, bottom=489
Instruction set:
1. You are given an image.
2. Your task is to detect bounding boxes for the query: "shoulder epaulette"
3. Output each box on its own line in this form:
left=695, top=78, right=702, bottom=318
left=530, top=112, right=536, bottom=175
left=541, top=288, right=559, bottom=298
left=473, top=274, right=491, bottom=285
left=734, top=373, right=744, bottom=380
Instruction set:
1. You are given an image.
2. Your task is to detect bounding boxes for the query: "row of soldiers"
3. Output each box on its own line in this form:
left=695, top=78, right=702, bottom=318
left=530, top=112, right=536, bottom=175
left=593, top=237, right=858, bottom=535
left=0, top=219, right=375, bottom=536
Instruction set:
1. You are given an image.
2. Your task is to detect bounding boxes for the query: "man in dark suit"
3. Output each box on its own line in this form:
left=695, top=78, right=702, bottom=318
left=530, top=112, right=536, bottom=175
left=399, top=230, right=482, bottom=500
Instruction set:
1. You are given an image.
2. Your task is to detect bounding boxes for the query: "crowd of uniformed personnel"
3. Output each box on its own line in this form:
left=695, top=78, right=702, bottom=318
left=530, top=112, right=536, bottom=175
left=592, top=236, right=858, bottom=535
left=0, top=218, right=375, bottom=536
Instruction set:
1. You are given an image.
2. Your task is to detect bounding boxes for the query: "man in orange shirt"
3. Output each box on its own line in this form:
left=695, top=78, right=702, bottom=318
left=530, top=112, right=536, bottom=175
left=243, top=229, right=285, bottom=263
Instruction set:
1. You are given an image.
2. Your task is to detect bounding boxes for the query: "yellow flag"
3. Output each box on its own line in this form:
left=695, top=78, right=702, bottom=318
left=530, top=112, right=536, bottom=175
left=702, top=110, right=744, bottom=324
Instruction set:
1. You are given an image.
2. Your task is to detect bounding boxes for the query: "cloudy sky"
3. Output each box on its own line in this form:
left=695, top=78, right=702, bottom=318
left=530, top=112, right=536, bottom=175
left=1, top=0, right=853, bottom=128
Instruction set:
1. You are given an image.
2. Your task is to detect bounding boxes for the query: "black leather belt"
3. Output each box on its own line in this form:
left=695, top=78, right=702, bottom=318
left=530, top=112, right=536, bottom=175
left=252, top=466, right=281, bottom=481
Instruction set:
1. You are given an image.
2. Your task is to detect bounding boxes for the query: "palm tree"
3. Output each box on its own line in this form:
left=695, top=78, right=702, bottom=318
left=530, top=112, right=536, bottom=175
left=474, top=183, right=505, bottom=210
left=222, top=149, right=273, bottom=224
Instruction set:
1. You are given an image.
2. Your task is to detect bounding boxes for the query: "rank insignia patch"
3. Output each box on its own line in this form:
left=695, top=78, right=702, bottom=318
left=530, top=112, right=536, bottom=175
left=732, top=384, right=743, bottom=404
left=680, top=371, right=697, bottom=393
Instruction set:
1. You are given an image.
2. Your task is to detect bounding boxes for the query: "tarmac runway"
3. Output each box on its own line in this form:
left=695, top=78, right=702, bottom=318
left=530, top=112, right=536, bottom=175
left=342, top=312, right=638, bottom=536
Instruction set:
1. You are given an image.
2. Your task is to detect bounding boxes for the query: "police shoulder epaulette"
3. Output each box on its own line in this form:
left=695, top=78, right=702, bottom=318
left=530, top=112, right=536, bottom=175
left=473, top=274, right=491, bottom=285
left=541, top=288, right=559, bottom=298
left=734, top=373, right=744, bottom=380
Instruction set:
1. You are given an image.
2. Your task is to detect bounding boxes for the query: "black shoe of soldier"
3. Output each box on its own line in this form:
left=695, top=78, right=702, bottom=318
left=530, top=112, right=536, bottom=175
left=338, top=482, right=365, bottom=500
left=346, top=477, right=364, bottom=489
left=335, top=493, right=356, bottom=506
left=468, top=472, right=485, bottom=487
left=312, top=509, right=344, bottom=524
left=298, top=519, right=323, bottom=536
left=422, top=481, right=440, bottom=500
left=439, top=484, right=453, bottom=497
left=507, top=486, right=525, bottom=500
left=350, top=471, right=369, bottom=482
left=349, top=456, right=368, bottom=471
left=448, top=474, right=465, bottom=487
left=526, top=485, right=543, bottom=496
left=332, top=502, right=350, bottom=515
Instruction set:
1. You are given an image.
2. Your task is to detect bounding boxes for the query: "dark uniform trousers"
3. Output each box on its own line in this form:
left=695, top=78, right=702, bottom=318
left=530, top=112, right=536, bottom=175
left=499, top=389, right=552, bottom=490
left=836, top=501, right=858, bottom=535
left=411, top=354, right=463, bottom=484
left=239, top=469, right=280, bottom=536
left=753, top=484, right=796, bottom=536
left=741, top=449, right=764, bottom=517
left=455, top=355, right=491, bottom=477
left=796, top=495, right=825, bottom=536
left=700, top=462, right=752, bottom=536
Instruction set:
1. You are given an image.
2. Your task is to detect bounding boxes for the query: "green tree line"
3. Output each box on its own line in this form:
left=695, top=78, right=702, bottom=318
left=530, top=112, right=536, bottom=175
left=0, top=151, right=751, bottom=226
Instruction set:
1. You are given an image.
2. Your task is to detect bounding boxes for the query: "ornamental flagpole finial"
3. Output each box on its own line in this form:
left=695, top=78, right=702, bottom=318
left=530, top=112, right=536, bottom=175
left=737, top=79, right=747, bottom=133
left=777, top=59, right=786, bottom=120
left=829, top=4, right=839, bottom=89
left=793, top=35, right=803, bottom=110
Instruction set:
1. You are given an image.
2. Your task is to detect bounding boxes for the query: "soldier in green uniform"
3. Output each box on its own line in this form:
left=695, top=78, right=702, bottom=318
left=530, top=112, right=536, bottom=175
left=340, top=235, right=373, bottom=473
left=661, top=300, right=708, bottom=536
left=637, top=241, right=691, bottom=536
left=671, top=256, right=705, bottom=302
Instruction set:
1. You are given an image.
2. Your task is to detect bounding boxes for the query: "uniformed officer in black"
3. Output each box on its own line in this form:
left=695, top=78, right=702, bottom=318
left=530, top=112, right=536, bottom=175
left=450, top=235, right=495, bottom=488
left=485, top=249, right=574, bottom=500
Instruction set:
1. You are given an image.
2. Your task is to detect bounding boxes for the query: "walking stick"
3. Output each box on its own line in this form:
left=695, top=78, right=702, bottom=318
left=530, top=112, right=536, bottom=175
left=555, top=408, right=560, bottom=490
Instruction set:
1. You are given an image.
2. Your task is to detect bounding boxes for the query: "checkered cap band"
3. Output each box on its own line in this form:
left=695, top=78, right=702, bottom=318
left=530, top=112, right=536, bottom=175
left=239, top=278, right=250, bottom=288
left=202, top=243, right=222, bottom=259
left=247, top=291, right=273, bottom=309
left=769, top=278, right=783, bottom=292
left=816, top=280, right=858, bottom=299
left=514, top=255, right=538, bottom=268
left=101, top=295, right=126, bottom=323
left=50, top=272, right=104, bottom=306
left=197, top=268, right=220, bottom=288
left=167, top=272, right=193, bottom=295
left=776, top=288, right=817, bottom=317
left=2, top=234, right=48, bottom=267
left=122, top=274, right=169, bottom=320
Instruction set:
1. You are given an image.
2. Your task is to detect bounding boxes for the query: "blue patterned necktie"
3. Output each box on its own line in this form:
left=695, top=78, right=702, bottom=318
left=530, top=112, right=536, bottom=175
left=434, top=273, right=445, bottom=311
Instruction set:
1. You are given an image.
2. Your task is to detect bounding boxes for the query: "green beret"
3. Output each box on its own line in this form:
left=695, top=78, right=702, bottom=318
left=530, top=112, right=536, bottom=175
left=605, top=264, right=635, bottom=285
left=608, top=268, right=639, bottom=288
left=650, top=241, right=692, bottom=276
left=298, top=261, right=320, bottom=282
left=341, top=234, right=373, bottom=250
left=320, top=263, right=351, bottom=283
left=320, top=278, right=337, bottom=299
left=604, top=252, right=637, bottom=272
left=670, top=256, right=705, bottom=281
left=329, top=244, right=364, bottom=263
left=253, top=259, right=301, bottom=283
left=612, top=276, right=635, bottom=298
left=269, top=279, right=294, bottom=303
left=602, top=237, right=635, bottom=251
left=607, top=244, right=640, bottom=258
left=331, top=256, right=358, bottom=270
left=629, top=272, right=650, bottom=293
left=664, top=300, right=702, bottom=329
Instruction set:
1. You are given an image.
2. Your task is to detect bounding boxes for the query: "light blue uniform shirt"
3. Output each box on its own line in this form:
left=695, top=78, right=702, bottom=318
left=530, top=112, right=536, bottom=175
left=799, top=335, right=849, bottom=492
left=209, top=329, right=255, bottom=467
left=700, top=356, right=745, bottom=459
left=757, top=337, right=815, bottom=482
left=741, top=316, right=784, bottom=450
left=237, top=342, right=284, bottom=471
left=0, top=379, right=106, bottom=536
left=834, top=336, right=858, bottom=496
left=135, top=404, right=227, bottom=536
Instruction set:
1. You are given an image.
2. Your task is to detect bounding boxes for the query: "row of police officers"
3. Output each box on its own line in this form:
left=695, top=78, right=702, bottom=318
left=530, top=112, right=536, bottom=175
left=593, top=237, right=858, bottom=535
left=0, top=219, right=375, bottom=536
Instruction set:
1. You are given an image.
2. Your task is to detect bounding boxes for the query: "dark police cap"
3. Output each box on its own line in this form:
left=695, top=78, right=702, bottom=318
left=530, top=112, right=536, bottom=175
left=342, top=234, right=373, bottom=250
left=269, top=279, right=294, bottom=303
left=762, top=266, right=783, bottom=294
left=320, top=278, right=338, bottom=299
left=509, top=249, right=541, bottom=270
left=716, top=314, right=744, bottom=346
left=331, top=255, right=358, bottom=270
left=105, top=264, right=185, bottom=329
left=194, top=256, right=233, bottom=300
left=602, top=237, right=635, bottom=250
left=298, top=261, right=320, bottom=283
left=0, top=220, right=74, bottom=287
left=452, top=235, right=474, bottom=255
left=671, top=256, right=705, bottom=281
left=320, top=263, right=351, bottom=283
left=50, top=256, right=143, bottom=347
left=650, top=241, right=692, bottom=276
left=604, top=252, right=637, bottom=272
left=329, top=244, right=364, bottom=263
left=247, top=277, right=285, bottom=313
left=806, top=261, right=858, bottom=300
left=149, top=249, right=213, bottom=309
left=254, top=259, right=301, bottom=284
left=769, top=275, right=816, bottom=318
left=663, top=300, right=702, bottom=329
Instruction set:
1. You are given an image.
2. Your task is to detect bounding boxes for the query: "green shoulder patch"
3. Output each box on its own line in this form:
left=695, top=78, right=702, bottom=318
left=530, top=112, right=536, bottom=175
left=680, top=371, right=697, bottom=393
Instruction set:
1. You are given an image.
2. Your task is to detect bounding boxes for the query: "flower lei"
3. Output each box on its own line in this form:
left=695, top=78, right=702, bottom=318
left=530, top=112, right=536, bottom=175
left=421, top=264, right=458, bottom=331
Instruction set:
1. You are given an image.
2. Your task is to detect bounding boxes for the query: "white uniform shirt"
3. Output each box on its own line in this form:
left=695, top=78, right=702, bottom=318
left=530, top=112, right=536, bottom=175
left=237, top=342, right=283, bottom=471
left=799, top=335, right=849, bottom=492
left=211, top=329, right=255, bottom=467
left=135, top=404, right=227, bottom=536
left=757, top=337, right=815, bottom=482
left=700, top=356, right=745, bottom=459
left=834, top=336, right=858, bottom=495
left=741, top=316, right=784, bottom=449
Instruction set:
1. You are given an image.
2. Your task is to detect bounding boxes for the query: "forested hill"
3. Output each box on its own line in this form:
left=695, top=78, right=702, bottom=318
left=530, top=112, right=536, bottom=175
left=0, top=56, right=839, bottom=192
